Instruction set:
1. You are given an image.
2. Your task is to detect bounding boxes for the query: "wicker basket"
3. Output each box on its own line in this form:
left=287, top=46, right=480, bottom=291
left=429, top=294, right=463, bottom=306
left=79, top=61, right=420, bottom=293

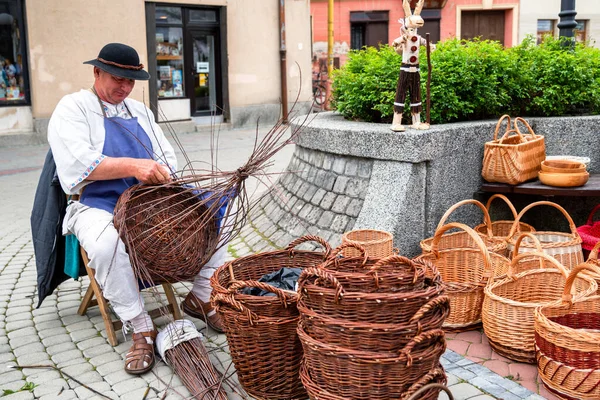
left=298, top=324, right=446, bottom=400
left=474, top=194, right=535, bottom=240
left=483, top=252, right=597, bottom=363
left=341, top=229, right=394, bottom=258
left=535, top=263, right=600, bottom=400
left=319, top=247, right=427, bottom=293
left=507, top=201, right=584, bottom=270
left=416, top=223, right=511, bottom=330
left=583, top=241, right=600, bottom=294
left=209, top=235, right=331, bottom=400
left=113, top=185, right=219, bottom=283
left=482, top=116, right=546, bottom=185
left=297, top=266, right=444, bottom=325
left=420, top=199, right=508, bottom=256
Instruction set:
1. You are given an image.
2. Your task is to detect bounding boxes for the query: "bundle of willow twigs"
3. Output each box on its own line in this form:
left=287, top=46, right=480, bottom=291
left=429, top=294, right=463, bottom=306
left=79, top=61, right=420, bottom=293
left=164, top=338, right=227, bottom=400
left=114, top=113, right=311, bottom=284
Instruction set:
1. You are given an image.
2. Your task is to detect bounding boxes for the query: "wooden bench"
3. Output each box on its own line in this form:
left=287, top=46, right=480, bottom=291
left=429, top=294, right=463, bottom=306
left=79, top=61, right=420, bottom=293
left=479, top=174, right=600, bottom=197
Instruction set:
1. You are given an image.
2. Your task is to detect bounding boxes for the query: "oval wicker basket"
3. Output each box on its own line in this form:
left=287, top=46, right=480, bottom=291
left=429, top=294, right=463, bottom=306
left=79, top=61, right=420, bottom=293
left=474, top=194, right=535, bottom=239
left=420, top=199, right=508, bottom=256
left=341, top=229, right=394, bottom=258
left=506, top=201, right=584, bottom=270
left=535, top=263, right=600, bottom=400
left=483, top=252, right=597, bottom=363
left=113, top=184, right=218, bottom=283
left=209, top=235, right=331, bottom=400
left=298, top=324, right=447, bottom=400
left=416, top=223, right=511, bottom=330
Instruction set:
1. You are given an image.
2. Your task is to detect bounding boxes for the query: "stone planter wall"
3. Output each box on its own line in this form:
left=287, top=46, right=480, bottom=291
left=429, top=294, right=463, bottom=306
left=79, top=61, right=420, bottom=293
left=231, top=112, right=600, bottom=257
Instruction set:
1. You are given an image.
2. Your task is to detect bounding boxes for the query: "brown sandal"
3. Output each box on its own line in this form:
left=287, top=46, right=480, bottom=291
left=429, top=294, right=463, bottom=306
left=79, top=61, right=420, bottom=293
left=181, top=292, right=224, bottom=333
left=124, top=330, right=157, bottom=375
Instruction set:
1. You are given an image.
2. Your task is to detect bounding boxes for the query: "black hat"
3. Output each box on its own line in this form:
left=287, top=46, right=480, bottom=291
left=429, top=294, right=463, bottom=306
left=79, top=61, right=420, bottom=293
left=84, top=43, right=150, bottom=81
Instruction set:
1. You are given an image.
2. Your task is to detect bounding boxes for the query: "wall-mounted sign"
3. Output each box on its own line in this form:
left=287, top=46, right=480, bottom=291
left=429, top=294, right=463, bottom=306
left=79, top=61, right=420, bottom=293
left=196, top=62, right=209, bottom=73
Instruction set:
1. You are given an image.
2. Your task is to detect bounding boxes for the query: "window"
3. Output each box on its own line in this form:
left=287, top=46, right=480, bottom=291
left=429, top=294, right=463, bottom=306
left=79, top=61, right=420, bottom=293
left=537, top=19, right=556, bottom=44
left=575, top=20, right=588, bottom=43
left=350, top=11, right=389, bottom=50
left=0, top=0, right=28, bottom=106
left=156, top=6, right=185, bottom=98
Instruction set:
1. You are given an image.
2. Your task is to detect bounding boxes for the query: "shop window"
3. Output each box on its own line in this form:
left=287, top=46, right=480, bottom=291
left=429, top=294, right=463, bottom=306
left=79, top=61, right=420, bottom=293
left=0, top=0, right=28, bottom=106
left=350, top=11, right=389, bottom=50
left=575, top=20, right=588, bottom=43
left=537, top=19, right=556, bottom=44
left=156, top=6, right=185, bottom=98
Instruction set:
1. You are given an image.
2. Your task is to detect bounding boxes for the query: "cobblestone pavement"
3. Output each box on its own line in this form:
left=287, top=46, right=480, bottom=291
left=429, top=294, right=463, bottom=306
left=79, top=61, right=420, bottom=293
left=0, top=128, right=547, bottom=399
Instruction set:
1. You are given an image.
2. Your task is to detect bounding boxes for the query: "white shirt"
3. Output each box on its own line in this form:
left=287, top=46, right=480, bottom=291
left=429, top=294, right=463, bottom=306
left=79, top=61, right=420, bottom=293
left=48, top=89, right=177, bottom=195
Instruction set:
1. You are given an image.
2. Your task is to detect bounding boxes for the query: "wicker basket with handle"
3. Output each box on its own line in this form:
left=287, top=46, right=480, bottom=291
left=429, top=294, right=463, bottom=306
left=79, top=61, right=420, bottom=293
left=416, top=223, right=511, bottom=330
left=420, top=199, right=508, bottom=256
left=474, top=194, right=535, bottom=240
left=482, top=116, right=546, bottom=185
left=341, top=229, right=394, bottom=258
left=483, top=252, right=597, bottom=363
left=535, top=263, right=600, bottom=400
left=583, top=241, right=600, bottom=294
left=506, top=201, right=584, bottom=270
left=209, top=235, right=331, bottom=400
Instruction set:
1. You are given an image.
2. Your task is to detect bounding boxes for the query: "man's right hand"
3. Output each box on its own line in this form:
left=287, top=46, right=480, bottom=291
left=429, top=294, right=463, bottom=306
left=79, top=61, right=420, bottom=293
left=133, top=159, right=172, bottom=184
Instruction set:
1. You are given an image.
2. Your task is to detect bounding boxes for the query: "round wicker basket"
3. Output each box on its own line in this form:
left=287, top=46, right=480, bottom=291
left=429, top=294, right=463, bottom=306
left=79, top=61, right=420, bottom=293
left=474, top=194, right=535, bottom=239
left=341, top=229, right=394, bottom=258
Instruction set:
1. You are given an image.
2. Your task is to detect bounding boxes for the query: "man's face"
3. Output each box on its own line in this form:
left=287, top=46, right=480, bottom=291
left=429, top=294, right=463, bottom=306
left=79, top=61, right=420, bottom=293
left=94, top=68, right=135, bottom=104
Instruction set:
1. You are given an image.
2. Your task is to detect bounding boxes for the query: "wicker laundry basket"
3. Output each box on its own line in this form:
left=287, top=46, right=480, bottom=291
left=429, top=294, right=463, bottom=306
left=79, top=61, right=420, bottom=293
left=535, top=263, right=600, bottom=399
left=507, top=201, right=584, bottom=270
left=416, top=223, right=510, bottom=331
left=420, top=199, right=508, bottom=256
left=483, top=252, right=597, bottom=363
left=341, top=229, right=394, bottom=258
left=209, top=235, right=331, bottom=400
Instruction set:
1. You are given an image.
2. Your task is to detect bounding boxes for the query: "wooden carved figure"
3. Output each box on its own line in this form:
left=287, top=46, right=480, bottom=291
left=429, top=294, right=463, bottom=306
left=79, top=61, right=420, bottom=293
left=391, top=0, right=435, bottom=131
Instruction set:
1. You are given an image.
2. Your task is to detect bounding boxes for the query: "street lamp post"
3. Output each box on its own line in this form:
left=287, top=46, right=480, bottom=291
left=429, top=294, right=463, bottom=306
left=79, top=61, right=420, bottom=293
left=557, top=0, right=577, bottom=47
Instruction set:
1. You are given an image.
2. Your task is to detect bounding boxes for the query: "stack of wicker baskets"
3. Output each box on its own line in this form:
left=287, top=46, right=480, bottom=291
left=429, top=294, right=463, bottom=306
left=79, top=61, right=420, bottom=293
left=210, top=235, right=331, bottom=400
left=297, top=247, right=450, bottom=400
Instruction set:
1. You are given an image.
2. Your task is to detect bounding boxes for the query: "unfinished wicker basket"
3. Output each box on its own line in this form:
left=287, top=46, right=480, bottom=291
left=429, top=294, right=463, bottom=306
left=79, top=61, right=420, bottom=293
left=535, top=263, right=600, bottom=400
left=507, top=201, right=584, bottom=270
left=483, top=252, right=597, bottom=363
left=482, top=116, right=546, bottom=185
left=341, top=229, right=394, bottom=258
left=416, top=223, right=510, bottom=330
left=209, top=235, right=331, bottom=400
left=474, top=194, right=535, bottom=240
left=420, top=199, right=508, bottom=256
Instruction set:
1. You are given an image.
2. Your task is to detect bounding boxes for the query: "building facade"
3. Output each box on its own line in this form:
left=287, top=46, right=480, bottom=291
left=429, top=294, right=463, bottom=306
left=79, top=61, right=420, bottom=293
left=0, top=0, right=312, bottom=139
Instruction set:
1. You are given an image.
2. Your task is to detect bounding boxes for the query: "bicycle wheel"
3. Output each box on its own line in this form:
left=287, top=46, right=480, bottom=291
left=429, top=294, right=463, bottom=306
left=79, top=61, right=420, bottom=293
left=313, top=85, right=326, bottom=106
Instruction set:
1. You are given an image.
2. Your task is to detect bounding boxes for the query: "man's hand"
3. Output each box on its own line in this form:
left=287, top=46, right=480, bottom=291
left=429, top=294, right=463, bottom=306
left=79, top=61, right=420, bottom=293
left=133, top=159, right=172, bottom=184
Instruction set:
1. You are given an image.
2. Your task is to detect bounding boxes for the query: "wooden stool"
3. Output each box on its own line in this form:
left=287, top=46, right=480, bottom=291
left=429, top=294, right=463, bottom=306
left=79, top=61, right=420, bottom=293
left=77, top=247, right=182, bottom=346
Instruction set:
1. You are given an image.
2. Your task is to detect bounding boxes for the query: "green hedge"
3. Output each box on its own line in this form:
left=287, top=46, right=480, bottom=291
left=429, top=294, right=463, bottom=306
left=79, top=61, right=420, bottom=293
left=331, top=36, right=600, bottom=124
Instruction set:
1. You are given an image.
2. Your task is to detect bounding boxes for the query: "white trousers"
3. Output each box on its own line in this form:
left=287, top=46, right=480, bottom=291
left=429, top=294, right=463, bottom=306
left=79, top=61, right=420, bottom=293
left=63, top=202, right=227, bottom=322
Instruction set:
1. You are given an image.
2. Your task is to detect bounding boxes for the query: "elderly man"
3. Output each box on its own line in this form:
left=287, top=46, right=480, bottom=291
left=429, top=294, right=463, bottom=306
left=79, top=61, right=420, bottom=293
left=47, top=43, right=225, bottom=375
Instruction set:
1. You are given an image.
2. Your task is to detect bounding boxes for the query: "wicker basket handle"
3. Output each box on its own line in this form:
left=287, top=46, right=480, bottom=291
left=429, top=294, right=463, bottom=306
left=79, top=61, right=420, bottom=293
left=485, top=194, right=519, bottom=220
left=408, top=295, right=450, bottom=325
left=297, top=267, right=344, bottom=303
left=436, top=199, right=494, bottom=240
left=212, top=292, right=259, bottom=323
left=492, top=114, right=511, bottom=141
left=369, top=255, right=419, bottom=283
left=402, top=380, right=454, bottom=400
left=327, top=243, right=369, bottom=269
left=562, top=263, right=600, bottom=303
left=588, top=241, right=600, bottom=261
left=285, top=235, right=332, bottom=259
left=399, top=328, right=445, bottom=367
left=585, top=204, right=600, bottom=226
left=227, top=280, right=296, bottom=308
left=508, top=201, right=579, bottom=238
left=508, top=251, right=569, bottom=280
left=513, top=117, right=537, bottom=139
left=431, top=223, right=493, bottom=279
left=512, top=232, right=545, bottom=271
left=498, top=128, right=526, bottom=144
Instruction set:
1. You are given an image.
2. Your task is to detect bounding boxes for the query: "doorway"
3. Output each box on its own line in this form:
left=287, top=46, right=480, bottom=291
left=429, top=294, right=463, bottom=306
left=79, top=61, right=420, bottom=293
left=185, top=29, right=220, bottom=116
left=461, top=10, right=505, bottom=45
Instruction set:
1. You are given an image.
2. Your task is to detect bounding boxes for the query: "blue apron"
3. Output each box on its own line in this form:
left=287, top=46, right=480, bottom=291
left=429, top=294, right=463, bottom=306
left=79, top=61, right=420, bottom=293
left=80, top=93, right=153, bottom=213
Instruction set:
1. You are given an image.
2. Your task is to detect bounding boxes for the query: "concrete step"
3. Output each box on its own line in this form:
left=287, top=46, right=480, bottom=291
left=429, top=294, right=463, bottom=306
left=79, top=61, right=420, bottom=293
left=0, top=131, right=45, bottom=147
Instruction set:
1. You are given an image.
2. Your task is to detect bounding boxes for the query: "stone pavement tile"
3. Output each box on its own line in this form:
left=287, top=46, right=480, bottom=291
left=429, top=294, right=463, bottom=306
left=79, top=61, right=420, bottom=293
left=0, top=391, right=34, bottom=399
left=51, top=349, right=82, bottom=365
left=0, top=370, right=24, bottom=385
left=66, top=320, right=93, bottom=332
left=5, top=319, right=34, bottom=332
left=508, top=363, right=538, bottom=382
left=7, top=327, right=37, bottom=339
left=44, top=335, right=75, bottom=350
left=39, top=389, right=78, bottom=399
left=456, top=330, right=484, bottom=344
left=5, top=313, right=31, bottom=323
left=15, top=351, right=50, bottom=366
left=0, top=352, right=15, bottom=363
left=23, top=369, right=62, bottom=385
left=518, top=380, right=540, bottom=395
left=447, top=339, right=470, bottom=355
left=466, top=342, right=493, bottom=360
left=481, top=360, right=510, bottom=378
left=70, top=328, right=100, bottom=343
left=111, top=376, right=150, bottom=396
left=449, top=382, right=485, bottom=400
left=8, top=334, right=39, bottom=350
left=38, top=327, right=67, bottom=340
left=73, top=381, right=114, bottom=399
left=76, top=336, right=108, bottom=351
left=60, top=362, right=94, bottom=377
left=96, top=360, right=124, bottom=377
left=82, top=343, right=114, bottom=359
left=469, top=396, right=496, bottom=400
left=13, top=342, right=44, bottom=357
left=32, top=383, right=68, bottom=398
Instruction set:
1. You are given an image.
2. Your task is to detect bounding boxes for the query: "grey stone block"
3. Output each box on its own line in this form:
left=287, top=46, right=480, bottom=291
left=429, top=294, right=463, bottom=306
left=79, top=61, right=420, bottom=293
left=311, top=188, right=327, bottom=206
left=331, top=215, right=350, bottom=233
left=331, top=196, right=351, bottom=214
left=320, top=192, right=337, bottom=210
left=332, top=176, right=349, bottom=194
left=346, top=198, right=363, bottom=217
left=345, top=159, right=359, bottom=176
left=318, top=211, right=335, bottom=229
left=332, top=158, right=346, bottom=174
left=322, top=153, right=334, bottom=170
left=302, top=185, right=318, bottom=202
